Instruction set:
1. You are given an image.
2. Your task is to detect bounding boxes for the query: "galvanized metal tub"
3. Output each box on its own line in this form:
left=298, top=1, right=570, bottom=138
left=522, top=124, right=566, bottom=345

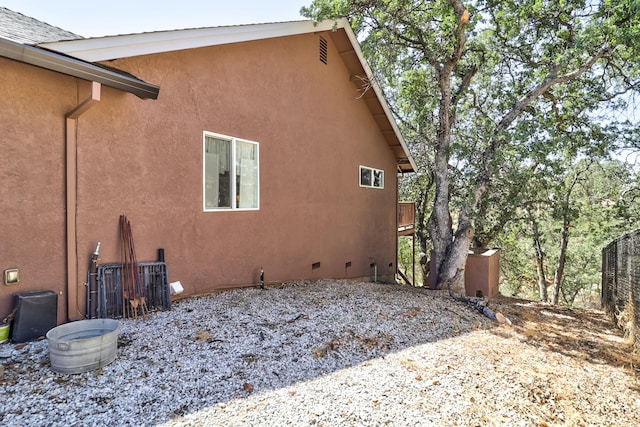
left=46, top=319, right=119, bottom=374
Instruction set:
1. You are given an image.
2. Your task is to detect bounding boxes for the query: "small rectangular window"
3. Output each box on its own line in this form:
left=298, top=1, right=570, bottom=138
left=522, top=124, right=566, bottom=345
left=204, top=132, right=259, bottom=211
left=359, top=165, right=384, bottom=189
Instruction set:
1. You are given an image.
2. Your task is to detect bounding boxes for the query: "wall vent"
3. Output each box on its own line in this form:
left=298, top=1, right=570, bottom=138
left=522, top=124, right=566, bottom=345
left=319, top=36, right=328, bottom=65
left=345, top=261, right=352, bottom=268
left=312, top=262, right=321, bottom=270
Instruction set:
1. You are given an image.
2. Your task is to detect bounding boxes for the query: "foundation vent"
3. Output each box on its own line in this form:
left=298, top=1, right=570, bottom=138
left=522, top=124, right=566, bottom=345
left=312, top=262, right=321, bottom=270
left=319, top=36, right=328, bottom=65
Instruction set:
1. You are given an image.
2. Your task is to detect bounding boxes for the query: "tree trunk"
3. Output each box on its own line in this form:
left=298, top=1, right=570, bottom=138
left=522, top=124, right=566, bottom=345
left=426, top=71, right=454, bottom=290
left=551, top=168, right=584, bottom=305
left=424, top=4, right=606, bottom=300
left=530, top=214, right=548, bottom=302
left=427, top=143, right=453, bottom=290
left=439, top=210, right=474, bottom=296
left=552, top=216, right=570, bottom=305
left=427, top=0, right=469, bottom=294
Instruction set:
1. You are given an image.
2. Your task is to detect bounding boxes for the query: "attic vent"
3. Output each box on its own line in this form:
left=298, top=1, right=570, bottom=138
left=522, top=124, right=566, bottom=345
left=319, top=36, right=328, bottom=64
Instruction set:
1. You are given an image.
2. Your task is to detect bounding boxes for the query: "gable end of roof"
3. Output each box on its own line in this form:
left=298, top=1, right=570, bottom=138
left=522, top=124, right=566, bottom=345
left=38, top=18, right=414, bottom=171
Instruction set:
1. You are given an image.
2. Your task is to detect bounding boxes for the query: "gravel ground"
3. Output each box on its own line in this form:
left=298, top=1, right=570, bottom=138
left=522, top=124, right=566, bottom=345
left=1, top=280, right=639, bottom=426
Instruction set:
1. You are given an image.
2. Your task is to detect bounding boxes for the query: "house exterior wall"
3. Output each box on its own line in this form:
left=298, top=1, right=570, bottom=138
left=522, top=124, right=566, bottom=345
left=0, top=31, right=399, bottom=322
left=0, top=58, right=77, bottom=322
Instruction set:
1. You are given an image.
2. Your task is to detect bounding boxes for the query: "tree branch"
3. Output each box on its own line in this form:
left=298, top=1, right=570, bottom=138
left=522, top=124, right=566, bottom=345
left=497, top=45, right=611, bottom=132
left=471, top=45, right=613, bottom=210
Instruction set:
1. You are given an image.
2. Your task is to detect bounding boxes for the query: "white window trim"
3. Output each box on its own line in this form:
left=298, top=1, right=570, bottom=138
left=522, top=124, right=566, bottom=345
left=203, top=131, right=260, bottom=212
left=359, top=165, right=385, bottom=189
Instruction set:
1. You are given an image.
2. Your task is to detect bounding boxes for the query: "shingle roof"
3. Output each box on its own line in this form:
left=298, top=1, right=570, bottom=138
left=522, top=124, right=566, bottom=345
left=0, top=7, right=82, bottom=44
left=0, top=7, right=157, bottom=99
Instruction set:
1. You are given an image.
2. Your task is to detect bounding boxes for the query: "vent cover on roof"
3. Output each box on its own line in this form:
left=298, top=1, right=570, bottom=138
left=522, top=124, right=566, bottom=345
left=319, top=36, right=328, bottom=64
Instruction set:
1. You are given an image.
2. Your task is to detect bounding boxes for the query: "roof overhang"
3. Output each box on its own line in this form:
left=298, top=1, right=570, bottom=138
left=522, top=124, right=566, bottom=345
left=39, top=19, right=415, bottom=171
left=0, top=36, right=159, bottom=99
left=327, top=23, right=416, bottom=173
left=39, top=20, right=342, bottom=62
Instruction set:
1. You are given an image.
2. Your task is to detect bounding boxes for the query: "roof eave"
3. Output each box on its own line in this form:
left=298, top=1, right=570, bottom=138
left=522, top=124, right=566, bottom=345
left=39, top=20, right=342, bottom=62
left=37, top=19, right=415, bottom=171
left=0, top=36, right=159, bottom=99
left=41, top=19, right=415, bottom=171
left=336, top=21, right=417, bottom=173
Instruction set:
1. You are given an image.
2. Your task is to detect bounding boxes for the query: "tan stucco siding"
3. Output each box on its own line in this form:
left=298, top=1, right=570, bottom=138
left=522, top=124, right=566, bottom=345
left=1, top=31, right=399, bottom=320
left=0, top=58, right=80, bottom=319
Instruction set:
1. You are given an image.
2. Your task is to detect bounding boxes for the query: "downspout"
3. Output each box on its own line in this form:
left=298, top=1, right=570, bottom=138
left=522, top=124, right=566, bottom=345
left=65, top=81, right=101, bottom=321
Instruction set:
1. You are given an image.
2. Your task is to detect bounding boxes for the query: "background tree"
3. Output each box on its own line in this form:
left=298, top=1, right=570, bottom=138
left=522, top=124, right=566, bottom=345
left=302, top=0, right=640, bottom=300
left=496, top=158, right=639, bottom=306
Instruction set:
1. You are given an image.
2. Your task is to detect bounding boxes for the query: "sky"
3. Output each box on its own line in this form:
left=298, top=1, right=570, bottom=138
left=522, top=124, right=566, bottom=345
left=1, top=1, right=310, bottom=37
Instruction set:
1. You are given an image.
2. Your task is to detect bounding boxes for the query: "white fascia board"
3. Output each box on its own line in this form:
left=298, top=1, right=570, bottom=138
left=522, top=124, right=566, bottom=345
left=39, top=20, right=343, bottom=62
left=340, top=23, right=418, bottom=172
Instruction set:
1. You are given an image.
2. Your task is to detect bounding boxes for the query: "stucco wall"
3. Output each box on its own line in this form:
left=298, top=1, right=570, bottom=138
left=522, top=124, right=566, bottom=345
left=0, top=58, right=79, bottom=321
left=0, top=30, right=400, bottom=322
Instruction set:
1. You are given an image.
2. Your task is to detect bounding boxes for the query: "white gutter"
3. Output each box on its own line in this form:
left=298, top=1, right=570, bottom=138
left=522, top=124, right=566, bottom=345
left=0, top=36, right=159, bottom=99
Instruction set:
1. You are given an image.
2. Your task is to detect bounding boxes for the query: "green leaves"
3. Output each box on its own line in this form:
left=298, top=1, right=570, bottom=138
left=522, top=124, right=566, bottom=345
left=304, top=0, right=640, bottom=300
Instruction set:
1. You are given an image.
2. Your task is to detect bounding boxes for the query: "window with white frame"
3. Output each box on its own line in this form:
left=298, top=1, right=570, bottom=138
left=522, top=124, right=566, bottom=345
left=203, top=132, right=259, bottom=211
left=359, top=165, right=384, bottom=189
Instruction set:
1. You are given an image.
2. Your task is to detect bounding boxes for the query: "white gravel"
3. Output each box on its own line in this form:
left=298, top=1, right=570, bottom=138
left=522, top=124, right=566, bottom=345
left=1, top=280, right=638, bottom=426
left=0, top=281, right=486, bottom=426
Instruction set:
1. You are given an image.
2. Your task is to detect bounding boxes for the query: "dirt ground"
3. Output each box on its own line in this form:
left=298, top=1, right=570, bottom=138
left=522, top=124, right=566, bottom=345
left=489, top=295, right=640, bottom=385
